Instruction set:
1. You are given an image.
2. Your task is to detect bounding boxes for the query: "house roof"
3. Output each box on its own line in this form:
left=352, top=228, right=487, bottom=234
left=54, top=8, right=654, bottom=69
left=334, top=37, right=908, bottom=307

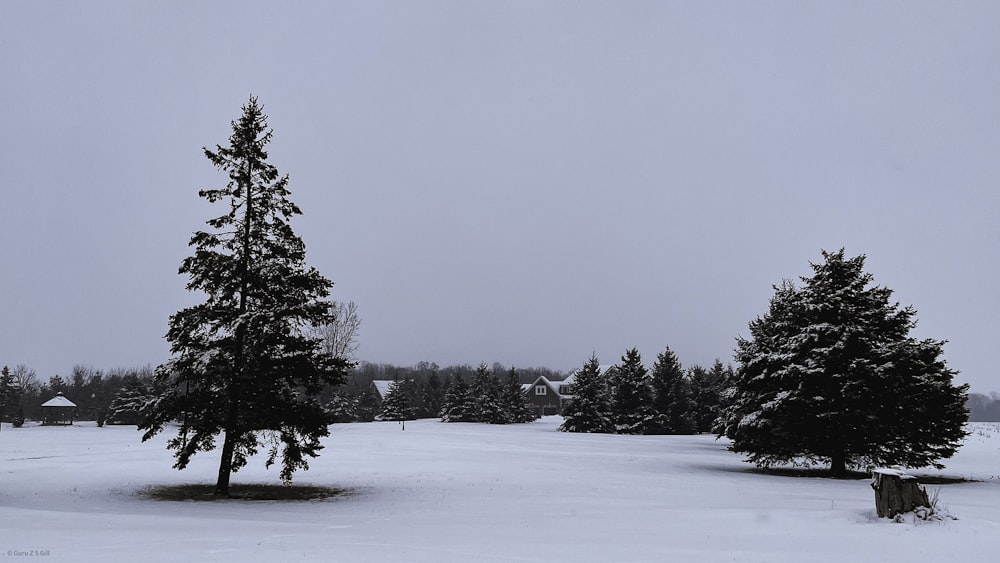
left=520, top=383, right=533, bottom=394
left=526, top=376, right=563, bottom=398
left=41, top=392, right=77, bottom=408
left=372, top=380, right=395, bottom=400
left=548, top=364, right=616, bottom=399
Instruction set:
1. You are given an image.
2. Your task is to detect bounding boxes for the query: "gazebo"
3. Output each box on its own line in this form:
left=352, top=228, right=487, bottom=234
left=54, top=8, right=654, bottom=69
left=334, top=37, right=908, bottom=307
left=41, top=392, right=77, bottom=426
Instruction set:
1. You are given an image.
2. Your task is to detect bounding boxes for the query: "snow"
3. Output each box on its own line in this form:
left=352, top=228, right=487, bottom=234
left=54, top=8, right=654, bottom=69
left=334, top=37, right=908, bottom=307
left=39, top=393, right=77, bottom=408
left=371, top=379, right=393, bottom=400
left=872, top=468, right=917, bottom=479
left=2, top=420, right=999, bottom=562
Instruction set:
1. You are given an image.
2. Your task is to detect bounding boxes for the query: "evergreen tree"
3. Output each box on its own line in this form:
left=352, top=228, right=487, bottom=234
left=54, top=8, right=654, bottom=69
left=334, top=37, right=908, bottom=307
left=107, top=378, right=155, bottom=425
left=718, top=249, right=969, bottom=476
left=609, top=348, right=653, bottom=434
left=648, top=346, right=695, bottom=434
left=378, top=380, right=412, bottom=429
left=0, top=366, right=17, bottom=428
left=470, top=363, right=505, bottom=423
left=324, top=392, right=357, bottom=424
left=139, top=98, right=351, bottom=495
left=560, top=354, right=612, bottom=433
left=354, top=389, right=380, bottom=422
left=688, top=359, right=731, bottom=433
left=421, top=371, right=446, bottom=420
left=440, top=374, right=473, bottom=422
left=502, top=366, right=534, bottom=423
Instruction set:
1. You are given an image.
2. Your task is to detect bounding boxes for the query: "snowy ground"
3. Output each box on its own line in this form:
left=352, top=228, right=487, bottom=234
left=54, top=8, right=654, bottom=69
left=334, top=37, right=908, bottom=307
left=1, top=419, right=998, bottom=562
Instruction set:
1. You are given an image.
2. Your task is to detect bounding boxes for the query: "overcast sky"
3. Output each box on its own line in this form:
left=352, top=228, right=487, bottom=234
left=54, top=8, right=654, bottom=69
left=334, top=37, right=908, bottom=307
left=2, top=2, right=997, bottom=393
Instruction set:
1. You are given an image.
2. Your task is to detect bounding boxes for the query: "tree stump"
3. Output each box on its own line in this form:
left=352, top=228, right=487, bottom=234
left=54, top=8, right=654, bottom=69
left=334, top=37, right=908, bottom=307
left=871, top=469, right=931, bottom=518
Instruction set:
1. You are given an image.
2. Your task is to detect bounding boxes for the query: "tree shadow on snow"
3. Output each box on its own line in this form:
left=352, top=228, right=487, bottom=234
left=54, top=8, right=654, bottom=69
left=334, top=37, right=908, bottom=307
left=141, top=483, right=349, bottom=502
left=687, top=462, right=974, bottom=483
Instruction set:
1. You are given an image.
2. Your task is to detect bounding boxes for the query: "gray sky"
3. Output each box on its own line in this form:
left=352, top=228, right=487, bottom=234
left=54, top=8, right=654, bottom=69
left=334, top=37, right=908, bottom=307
left=2, top=2, right=997, bottom=393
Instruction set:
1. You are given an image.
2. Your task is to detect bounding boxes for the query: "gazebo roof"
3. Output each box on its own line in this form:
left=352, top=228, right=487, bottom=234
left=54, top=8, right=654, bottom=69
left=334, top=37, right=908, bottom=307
left=41, top=392, right=77, bottom=408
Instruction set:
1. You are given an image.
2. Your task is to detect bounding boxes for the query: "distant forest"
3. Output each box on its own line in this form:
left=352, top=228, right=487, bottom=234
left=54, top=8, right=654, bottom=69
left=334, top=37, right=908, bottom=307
left=2, top=362, right=999, bottom=424
left=0, top=362, right=565, bottom=424
left=967, top=392, right=1000, bottom=422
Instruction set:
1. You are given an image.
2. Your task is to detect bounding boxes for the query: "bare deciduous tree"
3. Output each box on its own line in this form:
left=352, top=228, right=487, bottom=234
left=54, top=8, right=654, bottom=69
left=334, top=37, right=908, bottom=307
left=311, top=301, right=361, bottom=361
left=10, top=364, right=39, bottom=392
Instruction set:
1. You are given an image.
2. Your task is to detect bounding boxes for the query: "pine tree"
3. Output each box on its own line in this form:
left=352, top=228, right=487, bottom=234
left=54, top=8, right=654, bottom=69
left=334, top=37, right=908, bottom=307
left=560, top=354, right=612, bottom=433
left=354, top=389, right=380, bottom=422
left=502, top=366, right=534, bottom=423
left=324, top=392, right=357, bottom=424
left=107, top=379, right=155, bottom=426
left=378, top=380, right=412, bottom=429
left=440, top=375, right=472, bottom=422
left=688, top=359, right=731, bottom=433
left=421, top=371, right=446, bottom=420
left=139, top=97, right=351, bottom=495
left=0, top=366, right=16, bottom=430
left=470, top=363, right=505, bottom=423
left=648, top=346, right=695, bottom=435
left=609, top=348, right=653, bottom=434
left=718, top=249, right=969, bottom=476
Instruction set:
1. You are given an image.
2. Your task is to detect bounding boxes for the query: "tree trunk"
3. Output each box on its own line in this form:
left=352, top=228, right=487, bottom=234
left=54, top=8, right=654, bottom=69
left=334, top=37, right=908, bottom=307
left=215, top=380, right=241, bottom=497
left=871, top=469, right=931, bottom=518
left=214, top=430, right=236, bottom=496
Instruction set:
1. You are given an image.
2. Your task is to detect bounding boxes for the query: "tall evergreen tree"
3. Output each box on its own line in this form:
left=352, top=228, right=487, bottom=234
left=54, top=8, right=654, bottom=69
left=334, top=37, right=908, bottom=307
left=560, top=354, right=612, bottom=433
left=609, top=348, right=653, bottom=434
left=440, top=374, right=473, bottom=422
left=502, top=366, right=534, bottom=423
left=470, top=363, right=505, bottom=423
left=324, top=392, right=357, bottom=424
left=354, top=389, right=380, bottom=422
left=378, top=380, right=412, bottom=429
left=139, top=97, right=351, bottom=495
left=688, top=359, right=731, bottom=433
left=718, top=249, right=969, bottom=476
left=0, top=366, right=15, bottom=429
left=648, top=346, right=695, bottom=434
left=421, top=371, right=446, bottom=420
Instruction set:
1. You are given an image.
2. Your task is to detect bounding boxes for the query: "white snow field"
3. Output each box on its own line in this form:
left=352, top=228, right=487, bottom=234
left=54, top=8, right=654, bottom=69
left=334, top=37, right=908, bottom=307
left=2, top=419, right=998, bottom=562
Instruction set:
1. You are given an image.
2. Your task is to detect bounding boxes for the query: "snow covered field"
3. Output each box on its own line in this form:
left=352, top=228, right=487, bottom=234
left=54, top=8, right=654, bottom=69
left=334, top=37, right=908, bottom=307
left=2, top=419, right=998, bottom=562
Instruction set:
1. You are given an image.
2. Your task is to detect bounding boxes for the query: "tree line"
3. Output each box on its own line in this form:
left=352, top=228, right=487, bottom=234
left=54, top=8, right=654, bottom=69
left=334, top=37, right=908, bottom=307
left=0, top=364, right=154, bottom=427
left=559, top=349, right=733, bottom=435
left=967, top=393, right=1000, bottom=422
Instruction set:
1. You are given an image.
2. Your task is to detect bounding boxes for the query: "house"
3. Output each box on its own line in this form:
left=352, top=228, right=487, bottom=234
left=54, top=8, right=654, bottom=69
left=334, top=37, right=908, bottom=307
left=41, top=392, right=77, bottom=426
left=523, top=365, right=616, bottom=417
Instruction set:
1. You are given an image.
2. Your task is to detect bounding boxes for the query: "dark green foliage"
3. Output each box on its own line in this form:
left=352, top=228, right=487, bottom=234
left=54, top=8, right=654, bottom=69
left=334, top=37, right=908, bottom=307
left=648, top=346, right=695, bottom=435
left=12, top=407, right=25, bottom=428
left=718, top=249, right=969, bottom=476
left=503, top=367, right=535, bottom=423
left=560, top=355, right=612, bottom=433
left=354, top=389, right=380, bottom=422
left=139, top=98, right=351, bottom=495
left=325, top=392, right=357, bottom=423
left=688, top=359, right=732, bottom=434
left=609, top=348, right=653, bottom=434
left=378, top=380, right=412, bottom=422
left=418, top=371, right=446, bottom=419
left=107, top=378, right=155, bottom=425
left=0, top=367, right=17, bottom=427
left=470, top=364, right=506, bottom=424
left=440, top=375, right=473, bottom=422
